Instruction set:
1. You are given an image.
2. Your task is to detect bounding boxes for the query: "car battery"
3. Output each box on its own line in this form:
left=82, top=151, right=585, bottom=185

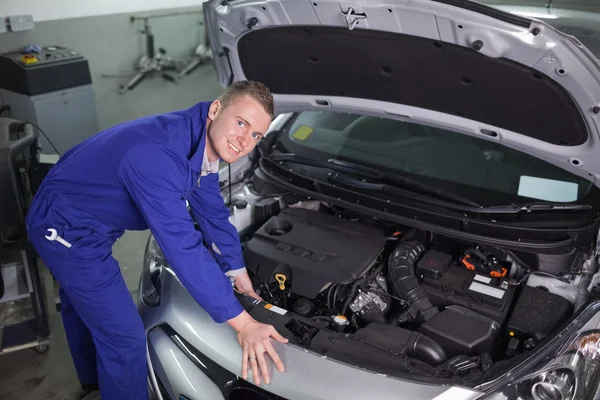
left=420, top=262, right=517, bottom=326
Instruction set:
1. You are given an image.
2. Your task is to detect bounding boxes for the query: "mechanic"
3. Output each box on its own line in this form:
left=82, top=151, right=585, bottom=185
left=25, top=80, right=288, bottom=399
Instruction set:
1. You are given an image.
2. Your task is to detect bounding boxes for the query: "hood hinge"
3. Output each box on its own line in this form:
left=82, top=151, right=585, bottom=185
left=218, top=47, right=234, bottom=85
left=341, top=7, right=366, bottom=31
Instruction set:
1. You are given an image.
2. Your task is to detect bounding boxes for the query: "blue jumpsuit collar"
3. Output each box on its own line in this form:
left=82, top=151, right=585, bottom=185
left=188, top=101, right=217, bottom=172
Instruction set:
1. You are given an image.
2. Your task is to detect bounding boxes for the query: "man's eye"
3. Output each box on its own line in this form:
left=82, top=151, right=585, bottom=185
left=252, top=133, right=260, bottom=139
left=238, top=120, right=245, bottom=127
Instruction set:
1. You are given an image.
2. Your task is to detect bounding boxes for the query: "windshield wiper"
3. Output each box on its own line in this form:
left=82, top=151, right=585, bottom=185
left=326, top=171, right=478, bottom=213
left=268, top=153, right=592, bottom=214
left=269, top=153, right=482, bottom=208
left=327, top=159, right=482, bottom=208
left=492, top=202, right=592, bottom=212
left=328, top=172, right=592, bottom=214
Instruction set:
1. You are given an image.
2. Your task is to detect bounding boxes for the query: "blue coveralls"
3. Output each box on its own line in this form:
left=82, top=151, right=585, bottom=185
left=26, top=101, right=246, bottom=399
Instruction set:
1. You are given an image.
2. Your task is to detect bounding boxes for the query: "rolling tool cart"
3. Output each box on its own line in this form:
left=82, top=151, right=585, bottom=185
left=0, top=117, right=51, bottom=354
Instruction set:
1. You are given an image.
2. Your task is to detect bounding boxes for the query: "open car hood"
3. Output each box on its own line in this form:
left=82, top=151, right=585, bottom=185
left=203, top=0, right=600, bottom=185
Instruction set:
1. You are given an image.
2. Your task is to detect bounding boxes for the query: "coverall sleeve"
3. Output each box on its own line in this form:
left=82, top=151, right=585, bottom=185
left=187, top=172, right=247, bottom=277
left=117, top=143, right=243, bottom=323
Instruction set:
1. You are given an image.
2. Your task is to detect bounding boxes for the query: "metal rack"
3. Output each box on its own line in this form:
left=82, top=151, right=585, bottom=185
left=101, top=7, right=213, bottom=94
left=0, top=118, right=51, bottom=355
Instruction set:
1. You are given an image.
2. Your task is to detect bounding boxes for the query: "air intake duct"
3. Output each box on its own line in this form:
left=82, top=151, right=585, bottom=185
left=352, top=322, right=448, bottom=366
left=388, top=241, right=439, bottom=323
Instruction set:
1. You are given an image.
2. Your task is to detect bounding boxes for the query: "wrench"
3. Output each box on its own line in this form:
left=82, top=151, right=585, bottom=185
left=45, top=228, right=72, bottom=248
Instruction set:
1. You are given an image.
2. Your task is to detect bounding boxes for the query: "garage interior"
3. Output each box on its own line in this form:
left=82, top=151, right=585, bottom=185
left=0, top=2, right=223, bottom=399
left=1, top=1, right=600, bottom=400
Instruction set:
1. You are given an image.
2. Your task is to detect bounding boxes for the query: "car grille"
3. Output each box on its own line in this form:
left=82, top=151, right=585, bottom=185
left=160, top=324, right=287, bottom=400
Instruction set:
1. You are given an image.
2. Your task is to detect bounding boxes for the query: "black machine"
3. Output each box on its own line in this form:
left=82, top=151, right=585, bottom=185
left=0, top=117, right=51, bottom=355
left=0, top=45, right=99, bottom=156
left=0, top=44, right=98, bottom=217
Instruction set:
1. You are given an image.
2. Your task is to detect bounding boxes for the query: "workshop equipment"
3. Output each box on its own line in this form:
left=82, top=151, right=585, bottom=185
left=118, top=18, right=180, bottom=95
left=106, top=9, right=214, bottom=94
left=0, top=45, right=99, bottom=156
left=0, top=117, right=51, bottom=355
left=178, top=26, right=214, bottom=80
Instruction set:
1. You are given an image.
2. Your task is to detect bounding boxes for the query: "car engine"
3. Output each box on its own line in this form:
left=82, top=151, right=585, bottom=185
left=239, top=202, right=585, bottom=383
left=243, top=207, right=386, bottom=300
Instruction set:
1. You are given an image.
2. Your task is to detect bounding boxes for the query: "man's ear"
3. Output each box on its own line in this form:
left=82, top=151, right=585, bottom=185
left=208, top=100, right=221, bottom=121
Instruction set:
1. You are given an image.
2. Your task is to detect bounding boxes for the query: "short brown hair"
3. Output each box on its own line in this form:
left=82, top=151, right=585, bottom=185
left=218, top=80, right=274, bottom=118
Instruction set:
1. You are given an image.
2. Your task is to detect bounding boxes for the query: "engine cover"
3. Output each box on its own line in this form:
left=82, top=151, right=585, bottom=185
left=244, top=208, right=386, bottom=299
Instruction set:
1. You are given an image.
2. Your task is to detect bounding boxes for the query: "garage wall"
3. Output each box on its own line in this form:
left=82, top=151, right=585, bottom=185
left=0, top=5, right=224, bottom=131
left=1, top=0, right=208, bottom=22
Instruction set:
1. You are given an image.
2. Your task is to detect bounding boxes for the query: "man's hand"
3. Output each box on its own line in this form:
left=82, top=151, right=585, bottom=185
left=234, top=270, right=263, bottom=301
left=227, top=311, right=288, bottom=385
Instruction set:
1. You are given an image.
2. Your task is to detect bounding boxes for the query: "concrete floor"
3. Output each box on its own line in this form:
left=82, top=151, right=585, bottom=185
left=0, top=230, right=150, bottom=400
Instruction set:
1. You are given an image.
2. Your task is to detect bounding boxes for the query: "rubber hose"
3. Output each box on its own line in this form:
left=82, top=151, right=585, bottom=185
left=387, top=241, right=439, bottom=322
left=406, top=330, right=447, bottom=366
left=361, top=305, right=387, bottom=325
left=354, top=322, right=447, bottom=366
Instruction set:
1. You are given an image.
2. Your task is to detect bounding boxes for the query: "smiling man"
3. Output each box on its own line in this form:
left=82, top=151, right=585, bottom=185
left=25, top=80, right=288, bottom=400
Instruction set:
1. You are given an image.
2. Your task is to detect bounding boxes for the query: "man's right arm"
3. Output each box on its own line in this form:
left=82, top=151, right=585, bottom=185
left=117, top=142, right=287, bottom=385
left=117, top=142, right=244, bottom=323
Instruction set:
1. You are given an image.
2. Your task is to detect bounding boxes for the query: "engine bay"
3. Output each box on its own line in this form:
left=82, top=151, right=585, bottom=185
left=232, top=192, right=593, bottom=385
left=243, top=207, right=386, bottom=299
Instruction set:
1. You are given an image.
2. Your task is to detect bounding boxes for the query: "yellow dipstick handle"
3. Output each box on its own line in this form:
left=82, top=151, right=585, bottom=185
left=275, top=273, right=287, bottom=291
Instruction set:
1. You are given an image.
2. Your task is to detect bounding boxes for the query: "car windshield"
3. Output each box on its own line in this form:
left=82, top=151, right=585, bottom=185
left=274, top=111, right=595, bottom=206
left=481, top=1, right=600, bottom=59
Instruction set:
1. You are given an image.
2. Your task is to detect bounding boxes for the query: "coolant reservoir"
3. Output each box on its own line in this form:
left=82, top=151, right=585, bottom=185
left=228, top=201, right=253, bottom=232
left=332, top=315, right=349, bottom=332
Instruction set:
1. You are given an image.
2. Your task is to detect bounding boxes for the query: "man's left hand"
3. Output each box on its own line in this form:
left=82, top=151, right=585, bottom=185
left=234, top=271, right=263, bottom=301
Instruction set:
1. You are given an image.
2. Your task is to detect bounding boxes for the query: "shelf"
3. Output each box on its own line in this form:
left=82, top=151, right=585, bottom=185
left=1, top=261, right=31, bottom=304
left=0, top=318, right=48, bottom=354
left=81, top=391, right=101, bottom=400
left=0, top=293, right=48, bottom=354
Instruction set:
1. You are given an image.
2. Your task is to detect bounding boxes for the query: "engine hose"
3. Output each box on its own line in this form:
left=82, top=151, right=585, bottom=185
left=353, top=322, right=447, bottom=366
left=387, top=240, right=439, bottom=323
left=405, top=330, right=447, bottom=366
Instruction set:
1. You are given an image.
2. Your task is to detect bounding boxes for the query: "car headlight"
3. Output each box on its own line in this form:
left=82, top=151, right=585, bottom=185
left=479, top=302, right=600, bottom=400
left=140, top=234, right=166, bottom=306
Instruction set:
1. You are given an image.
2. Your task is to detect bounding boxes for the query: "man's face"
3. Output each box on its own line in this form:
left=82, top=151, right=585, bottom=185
left=205, top=95, right=272, bottom=164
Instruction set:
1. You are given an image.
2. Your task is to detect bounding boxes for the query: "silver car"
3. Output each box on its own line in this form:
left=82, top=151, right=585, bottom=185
left=138, top=0, right=600, bottom=399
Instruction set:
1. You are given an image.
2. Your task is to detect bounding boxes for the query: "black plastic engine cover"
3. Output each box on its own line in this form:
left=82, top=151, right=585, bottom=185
left=418, top=306, right=500, bottom=359
left=506, top=286, right=573, bottom=340
left=244, top=208, right=386, bottom=299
